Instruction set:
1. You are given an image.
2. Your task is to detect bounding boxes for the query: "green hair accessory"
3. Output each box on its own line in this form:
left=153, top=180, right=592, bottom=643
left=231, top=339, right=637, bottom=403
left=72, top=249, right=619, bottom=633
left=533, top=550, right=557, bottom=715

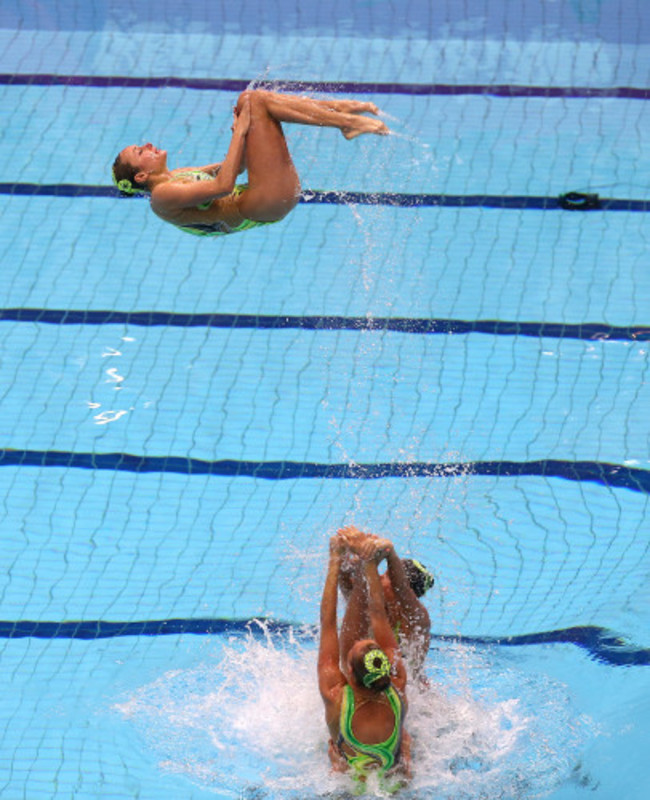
left=116, top=178, right=135, bottom=194
left=362, top=648, right=391, bottom=688
left=112, top=169, right=148, bottom=196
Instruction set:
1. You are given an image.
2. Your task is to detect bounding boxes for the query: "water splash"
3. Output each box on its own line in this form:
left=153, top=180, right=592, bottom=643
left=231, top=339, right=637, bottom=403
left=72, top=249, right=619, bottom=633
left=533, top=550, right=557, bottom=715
left=114, top=629, right=591, bottom=798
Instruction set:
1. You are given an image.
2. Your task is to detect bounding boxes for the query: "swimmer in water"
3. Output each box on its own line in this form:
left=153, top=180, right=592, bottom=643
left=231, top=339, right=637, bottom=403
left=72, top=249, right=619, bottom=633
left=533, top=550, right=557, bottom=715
left=318, top=528, right=412, bottom=791
left=338, top=525, right=433, bottom=684
left=112, top=89, right=389, bottom=237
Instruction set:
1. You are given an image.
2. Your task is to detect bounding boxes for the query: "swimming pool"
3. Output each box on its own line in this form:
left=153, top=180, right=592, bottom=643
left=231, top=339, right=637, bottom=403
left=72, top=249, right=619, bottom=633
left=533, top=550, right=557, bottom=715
left=0, top=1, right=648, bottom=797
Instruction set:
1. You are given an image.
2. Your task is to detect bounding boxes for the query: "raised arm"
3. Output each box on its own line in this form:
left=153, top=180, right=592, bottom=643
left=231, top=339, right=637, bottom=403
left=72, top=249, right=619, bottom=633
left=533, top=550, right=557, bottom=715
left=318, top=538, right=346, bottom=706
left=363, top=556, right=407, bottom=692
left=385, top=547, right=430, bottom=621
left=363, top=557, right=398, bottom=659
left=151, top=98, right=250, bottom=213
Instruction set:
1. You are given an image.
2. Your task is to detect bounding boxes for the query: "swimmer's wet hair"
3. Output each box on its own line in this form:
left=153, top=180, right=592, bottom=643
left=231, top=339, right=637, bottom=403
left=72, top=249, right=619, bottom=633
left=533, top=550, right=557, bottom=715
left=112, top=153, right=149, bottom=196
left=402, top=558, right=435, bottom=598
left=351, top=643, right=391, bottom=692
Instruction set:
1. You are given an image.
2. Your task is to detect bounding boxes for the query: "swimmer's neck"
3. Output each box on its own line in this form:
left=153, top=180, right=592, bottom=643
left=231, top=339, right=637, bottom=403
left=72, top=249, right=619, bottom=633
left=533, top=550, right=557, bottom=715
left=145, top=169, right=174, bottom=191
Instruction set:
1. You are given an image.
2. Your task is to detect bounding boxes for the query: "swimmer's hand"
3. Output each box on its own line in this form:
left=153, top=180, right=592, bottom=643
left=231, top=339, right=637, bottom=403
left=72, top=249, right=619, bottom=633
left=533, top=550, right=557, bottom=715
left=337, top=525, right=381, bottom=549
left=329, top=534, right=347, bottom=557
left=366, top=537, right=393, bottom=563
left=338, top=526, right=392, bottom=563
left=337, top=525, right=366, bottom=546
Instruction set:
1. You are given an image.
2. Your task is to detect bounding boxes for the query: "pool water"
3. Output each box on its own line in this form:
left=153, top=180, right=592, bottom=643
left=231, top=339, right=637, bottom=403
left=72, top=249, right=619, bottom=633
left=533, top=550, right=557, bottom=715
left=0, top=1, right=648, bottom=798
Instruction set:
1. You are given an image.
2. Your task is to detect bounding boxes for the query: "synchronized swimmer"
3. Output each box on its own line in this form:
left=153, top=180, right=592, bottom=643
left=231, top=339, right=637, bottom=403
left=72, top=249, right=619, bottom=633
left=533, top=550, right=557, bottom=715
left=318, top=525, right=435, bottom=792
left=112, top=89, right=389, bottom=237
left=338, top=526, right=433, bottom=686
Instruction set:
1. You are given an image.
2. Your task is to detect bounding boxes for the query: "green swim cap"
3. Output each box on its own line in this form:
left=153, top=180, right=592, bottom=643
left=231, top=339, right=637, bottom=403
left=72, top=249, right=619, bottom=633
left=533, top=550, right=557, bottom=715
left=362, top=648, right=391, bottom=688
left=402, top=558, right=435, bottom=597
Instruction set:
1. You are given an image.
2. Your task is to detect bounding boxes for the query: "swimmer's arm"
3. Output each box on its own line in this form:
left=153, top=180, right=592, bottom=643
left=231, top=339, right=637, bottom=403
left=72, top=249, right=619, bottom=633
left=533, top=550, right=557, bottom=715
left=152, top=105, right=249, bottom=212
left=318, top=540, right=346, bottom=705
left=364, top=557, right=408, bottom=691
left=385, top=546, right=431, bottom=629
left=192, top=157, right=245, bottom=176
left=167, top=162, right=222, bottom=178
left=192, top=161, right=222, bottom=176
left=383, top=543, right=431, bottom=673
left=364, top=558, right=398, bottom=660
left=384, top=545, right=414, bottom=602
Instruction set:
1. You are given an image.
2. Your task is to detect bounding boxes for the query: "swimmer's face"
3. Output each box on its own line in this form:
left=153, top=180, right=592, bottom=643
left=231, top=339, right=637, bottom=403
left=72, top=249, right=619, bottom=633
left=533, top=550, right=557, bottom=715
left=121, top=143, right=167, bottom=179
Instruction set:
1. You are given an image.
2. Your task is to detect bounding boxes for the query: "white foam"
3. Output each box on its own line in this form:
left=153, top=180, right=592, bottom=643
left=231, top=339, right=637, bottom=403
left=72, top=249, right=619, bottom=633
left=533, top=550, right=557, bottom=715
left=113, top=629, right=592, bottom=798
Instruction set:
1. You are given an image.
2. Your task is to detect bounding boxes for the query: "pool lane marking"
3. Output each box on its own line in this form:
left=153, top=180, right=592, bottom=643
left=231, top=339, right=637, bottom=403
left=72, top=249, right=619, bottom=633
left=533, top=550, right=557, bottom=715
left=0, top=308, right=647, bottom=342
left=1, top=183, right=649, bottom=211
left=2, top=74, right=650, bottom=99
left=0, top=450, right=648, bottom=494
left=0, top=618, right=646, bottom=665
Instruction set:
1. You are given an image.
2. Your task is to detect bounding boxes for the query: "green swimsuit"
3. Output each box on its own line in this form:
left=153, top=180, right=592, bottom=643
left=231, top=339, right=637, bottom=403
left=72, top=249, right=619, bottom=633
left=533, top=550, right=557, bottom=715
left=169, top=170, right=275, bottom=237
left=338, top=684, right=405, bottom=792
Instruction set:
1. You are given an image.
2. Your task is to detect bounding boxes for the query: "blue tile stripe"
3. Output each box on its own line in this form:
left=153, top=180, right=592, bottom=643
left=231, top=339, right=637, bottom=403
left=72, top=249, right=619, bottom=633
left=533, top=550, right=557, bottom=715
left=0, top=618, right=646, bottom=666
left=1, top=450, right=648, bottom=493
left=1, top=183, right=648, bottom=211
left=2, top=74, right=650, bottom=99
left=0, top=307, right=647, bottom=342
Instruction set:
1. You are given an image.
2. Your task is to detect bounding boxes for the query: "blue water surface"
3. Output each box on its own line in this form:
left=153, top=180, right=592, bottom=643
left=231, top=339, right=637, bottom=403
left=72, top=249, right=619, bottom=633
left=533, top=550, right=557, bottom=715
left=0, top=1, right=648, bottom=798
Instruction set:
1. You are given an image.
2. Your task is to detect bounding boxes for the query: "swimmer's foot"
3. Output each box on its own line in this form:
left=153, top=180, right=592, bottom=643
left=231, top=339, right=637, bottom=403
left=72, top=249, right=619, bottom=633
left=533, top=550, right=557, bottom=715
left=329, top=99, right=380, bottom=116
left=341, top=116, right=390, bottom=140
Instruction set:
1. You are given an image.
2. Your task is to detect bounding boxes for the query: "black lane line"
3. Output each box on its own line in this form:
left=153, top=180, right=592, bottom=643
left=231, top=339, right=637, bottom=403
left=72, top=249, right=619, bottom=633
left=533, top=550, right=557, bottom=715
left=2, top=74, right=650, bottom=99
left=1, top=183, right=649, bottom=211
left=1, top=307, right=648, bottom=341
left=0, top=618, right=646, bottom=666
left=1, top=450, right=648, bottom=494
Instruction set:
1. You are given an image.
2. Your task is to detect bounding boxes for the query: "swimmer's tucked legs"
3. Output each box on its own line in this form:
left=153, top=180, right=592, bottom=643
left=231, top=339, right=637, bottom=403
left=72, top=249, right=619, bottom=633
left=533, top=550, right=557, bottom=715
left=236, top=90, right=389, bottom=140
left=253, top=90, right=381, bottom=121
left=232, top=89, right=389, bottom=223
